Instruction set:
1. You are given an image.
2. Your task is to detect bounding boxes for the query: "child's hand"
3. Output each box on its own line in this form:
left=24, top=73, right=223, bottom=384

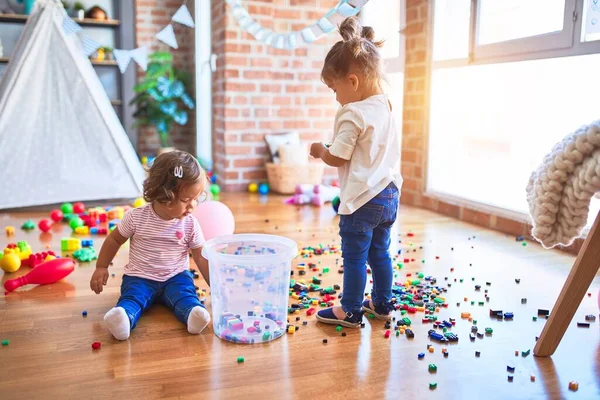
left=310, top=142, right=326, bottom=159
left=90, top=268, right=109, bottom=294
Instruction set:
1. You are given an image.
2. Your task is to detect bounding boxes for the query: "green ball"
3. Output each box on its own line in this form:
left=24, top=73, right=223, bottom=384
left=69, top=217, right=84, bottom=230
left=61, top=203, right=74, bottom=214
left=332, top=196, right=340, bottom=213
left=210, top=183, right=221, bottom=196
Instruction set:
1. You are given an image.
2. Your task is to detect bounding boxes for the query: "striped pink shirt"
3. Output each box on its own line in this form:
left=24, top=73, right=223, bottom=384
left=117, top=204, right=205, bottom=282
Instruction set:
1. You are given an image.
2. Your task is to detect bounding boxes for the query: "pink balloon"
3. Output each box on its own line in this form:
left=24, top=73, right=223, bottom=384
left=192, top=201, right=235, bottom=241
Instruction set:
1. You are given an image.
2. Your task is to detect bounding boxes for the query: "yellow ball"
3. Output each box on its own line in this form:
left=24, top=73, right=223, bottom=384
left=248, top=183, right=258, bottom=193
left=133, top=197, right=147, bottom=208
left=1, top=253, right=21, bottom=273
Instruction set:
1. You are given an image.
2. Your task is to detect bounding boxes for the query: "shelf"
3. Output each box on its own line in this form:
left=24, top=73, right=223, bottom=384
left=0, top=57, right=118, bottom=66
left=91, top=59, right=118, bottom=66
left=0, top=13, right=120, bottom=27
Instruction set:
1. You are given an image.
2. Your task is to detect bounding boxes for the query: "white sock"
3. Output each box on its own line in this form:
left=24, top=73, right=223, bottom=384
left=104, top=307, right=131, bottom=341
left=187, top=306, right=211, bottom=334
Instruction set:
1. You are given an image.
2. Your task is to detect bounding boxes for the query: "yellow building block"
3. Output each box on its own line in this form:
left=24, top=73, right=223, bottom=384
left=5, top=226, right=15, bottom=236
left=74, top=226, right=90, bottom=235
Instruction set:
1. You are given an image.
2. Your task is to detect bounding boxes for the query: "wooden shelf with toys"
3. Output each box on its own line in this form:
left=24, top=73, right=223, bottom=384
left=0, top=13, right=120, bottom=27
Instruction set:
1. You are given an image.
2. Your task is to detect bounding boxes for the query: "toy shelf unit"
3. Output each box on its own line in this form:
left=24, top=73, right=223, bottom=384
left=0, top=0, right=137, bottom=148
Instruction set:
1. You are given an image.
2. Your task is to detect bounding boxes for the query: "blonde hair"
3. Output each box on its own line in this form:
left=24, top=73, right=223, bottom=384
left=143, top=150, right=206, bottom=203
left=321, top=16, right=384, bottom=86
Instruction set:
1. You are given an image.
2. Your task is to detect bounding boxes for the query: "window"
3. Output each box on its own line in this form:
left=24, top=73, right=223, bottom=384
left=432, top=0, right=471, bottom=61
left=477, top=0, right=567, bottom=45
left=428, top=0, right=600, bottom=230
left=362, top=0, right=405, bottom=147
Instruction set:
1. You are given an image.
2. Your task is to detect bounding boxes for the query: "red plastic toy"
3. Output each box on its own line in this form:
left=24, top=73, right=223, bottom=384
left=4, top=258, right=74, bottom=292
left=73, top=202, right=86, bottom=214
left=38, top=218, right=53, bottom=233
left=22, top=251, right=56, bottom=268
left=50, top=209, right=64, bottom=222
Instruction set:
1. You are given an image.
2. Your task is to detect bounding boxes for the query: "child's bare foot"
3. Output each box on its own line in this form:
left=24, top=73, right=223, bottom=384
left=104, top=307, right=130, bottom=340
left=187, top=306, right=211, bottom=334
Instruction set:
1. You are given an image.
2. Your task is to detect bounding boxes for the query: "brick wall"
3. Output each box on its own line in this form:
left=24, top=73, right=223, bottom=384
left=211, top=0, right=340, bottom=191
left=135, top=0, right=196, bottom=155
left=401, top=0, right=582, bottom=254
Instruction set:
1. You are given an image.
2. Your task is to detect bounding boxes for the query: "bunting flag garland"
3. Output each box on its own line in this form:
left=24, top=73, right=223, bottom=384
left=113, top=47, right=149, bottom=73
left=224, top=0, right=371, bottom=50
left=62, top=15, right=82, bottom=35
left=172, top=4, right=195, bottom=28
left=155, top=24, right=179, bottom=49
left=60, top=1, right=190, bottom=74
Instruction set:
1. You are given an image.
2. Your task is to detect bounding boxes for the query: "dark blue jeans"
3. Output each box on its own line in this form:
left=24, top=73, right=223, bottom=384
left=116, top=270, right=203, bottom=330
left=339, top=183, right=399, bottom=314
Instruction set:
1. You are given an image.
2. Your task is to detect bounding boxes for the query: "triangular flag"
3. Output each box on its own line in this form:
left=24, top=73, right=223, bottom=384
left=80, top=35, right=101, bottom=57
left=172, top=4, right=195, bottom=28
left=113, top=49, right=132, bottom=73
left=156, top=24, right=178, bottom=49
left=130, top=46, right=148, bottom=71
left=62, top=15, right=82, bottom=35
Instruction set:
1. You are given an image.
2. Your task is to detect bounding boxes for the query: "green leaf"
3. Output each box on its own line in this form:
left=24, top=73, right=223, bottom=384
left=159, top=101, right=177, bottom=116
left=180, top=93, right=195, bottom=109
left=174, top=110, right=188, bottom=125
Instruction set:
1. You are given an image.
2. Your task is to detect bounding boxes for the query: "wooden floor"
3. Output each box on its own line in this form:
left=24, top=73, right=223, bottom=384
left=0, top=193, right=599, bottom=399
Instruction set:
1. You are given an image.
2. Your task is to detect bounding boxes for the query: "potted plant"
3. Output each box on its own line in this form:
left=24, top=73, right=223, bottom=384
left=102, top=46, right=113, bottom=60
left=130, top=51, right=195, bottom=151
left=73, top=1, right=85, bottom=19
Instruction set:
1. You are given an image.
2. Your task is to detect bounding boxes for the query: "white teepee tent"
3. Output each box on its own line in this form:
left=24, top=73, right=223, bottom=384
left=0, top=0, right=145, bottom=209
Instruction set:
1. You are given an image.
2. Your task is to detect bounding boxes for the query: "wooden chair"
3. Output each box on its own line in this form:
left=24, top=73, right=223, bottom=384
left=534, top=211, right=600, bottom=356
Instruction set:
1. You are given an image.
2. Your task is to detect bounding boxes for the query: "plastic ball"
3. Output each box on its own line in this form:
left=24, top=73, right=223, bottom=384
left=248, top=183, right=258, bottom=193
left=0, top=253, right=21, bottom=273
left=73, top=202, right=85, bottom=214
left=332, top=196, right=340, bottom=213
left=258, top=183, right=269, bottom=195
left=69, top=217, right=84, bottom=230
left=211, top=175, right=218, bottom=184
left=38, top=219, right=53, bottom=233
left=50, top=209, right=64, bottom=222
left=210, top=183, right=221, bottom=196
left=191, top=201, right=235, bottom=241
left=133, top=197, right=146, bottom=208
left=61, top=203, right=73, bottom=214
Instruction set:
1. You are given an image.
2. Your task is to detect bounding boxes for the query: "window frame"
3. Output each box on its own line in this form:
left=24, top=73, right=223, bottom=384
left=432, top=0, right=600, bottom=69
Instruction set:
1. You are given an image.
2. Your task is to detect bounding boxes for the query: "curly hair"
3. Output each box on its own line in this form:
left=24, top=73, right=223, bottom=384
left=143, top=150, right=206, bottom=203
left=321, top=16, right=385, bottom=86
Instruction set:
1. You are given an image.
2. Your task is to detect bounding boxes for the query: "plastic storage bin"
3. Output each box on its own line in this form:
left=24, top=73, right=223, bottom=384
left=202, top=234, right=298, bottom=343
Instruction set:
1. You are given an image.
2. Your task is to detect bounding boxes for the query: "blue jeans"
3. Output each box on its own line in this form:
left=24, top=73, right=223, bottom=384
left=339, top=183, right=399, bottom=314
left=116, top=270, right=203, bottom=330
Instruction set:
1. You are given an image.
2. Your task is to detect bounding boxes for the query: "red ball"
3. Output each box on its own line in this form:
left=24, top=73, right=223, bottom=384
left=50, top=209, right=63, bottom=222
left=91, top=341, right=101, bottom=350
left=73, top=202, right=85, bottom=214
left=38, top=219, right=53, bottom=233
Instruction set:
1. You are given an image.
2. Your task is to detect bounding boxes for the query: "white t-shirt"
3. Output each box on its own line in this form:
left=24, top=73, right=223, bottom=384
left=328, top=94, right=402, bottom=215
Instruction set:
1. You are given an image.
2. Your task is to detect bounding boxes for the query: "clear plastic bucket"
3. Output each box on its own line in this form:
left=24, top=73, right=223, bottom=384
left=202, top=234, right=298, bottom=343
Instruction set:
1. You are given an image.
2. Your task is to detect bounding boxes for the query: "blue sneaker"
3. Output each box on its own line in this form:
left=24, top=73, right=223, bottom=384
left=316, top=307, right=363, bottom=328
left=362, top=300, right=394, bottom=320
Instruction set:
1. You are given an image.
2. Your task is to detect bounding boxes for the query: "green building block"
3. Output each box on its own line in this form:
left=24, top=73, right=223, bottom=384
left=433, top=297, right=444, bottom=304
left=521, top=349, right=531, bottom=357
left=1, top=340, right=9, bottom=346
left=401, top=310, right=407, bottom=315
left=262, top=332, right=271, bottom=341
left=401, top=317, right=411, bottom=326
left=532, top=316, right=537, bottom=321
left=335, top=325, right=342, bottom=332
left=323, top=267, right=330, bottom=273
left=72, top=248, right=98, bottom=262
left=237, top=356, right=244, bottom=363
left=485, top=327, right=493, bottom=334
left=21, top=220, right=35, bottom=230
left=428, top=363, right=437, bottom=372
left=429, top=382, right=437, bottom=390
left=418, top=272, right=424, bottom=278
